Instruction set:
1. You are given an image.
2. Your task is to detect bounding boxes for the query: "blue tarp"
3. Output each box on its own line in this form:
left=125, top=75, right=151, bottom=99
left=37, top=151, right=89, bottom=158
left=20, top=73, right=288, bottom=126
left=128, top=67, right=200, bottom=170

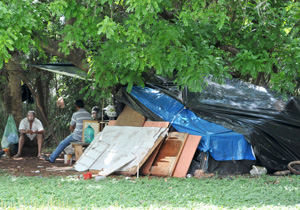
left=130, top=86, right=255, bottom=161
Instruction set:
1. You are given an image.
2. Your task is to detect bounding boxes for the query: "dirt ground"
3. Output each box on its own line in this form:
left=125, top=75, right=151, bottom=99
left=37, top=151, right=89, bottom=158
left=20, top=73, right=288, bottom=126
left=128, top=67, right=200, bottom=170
left=0, top=153, right=85, bottom=177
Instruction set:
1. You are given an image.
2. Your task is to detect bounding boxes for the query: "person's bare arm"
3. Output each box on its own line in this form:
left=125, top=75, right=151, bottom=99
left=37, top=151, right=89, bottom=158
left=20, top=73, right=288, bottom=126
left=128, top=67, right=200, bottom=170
left=20, top=129, right=32, bottom=134
left=70, top=124, right=75, bottom=132
left=33, top=129, right=45, bottom=135
left=20, top=129, right=44, bottom=135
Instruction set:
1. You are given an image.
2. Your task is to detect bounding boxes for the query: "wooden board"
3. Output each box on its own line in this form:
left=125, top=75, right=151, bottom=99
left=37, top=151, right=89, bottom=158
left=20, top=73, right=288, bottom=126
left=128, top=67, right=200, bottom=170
left=114, top=106, right=145, bottom=126
left=143, top=121, right=169, bottom=128
left=139, top=121, right=169, bottom=175
left=172, top=135, right=202, bottom=178
left=71, top=142, right=90, bottom=161
left=140, top=140, right=164, bottom=175
left=107, top=120, right=116, bottom=126
left=150, top=132, right=189, bottom=177
left=73, top=144, right=84, bottom=161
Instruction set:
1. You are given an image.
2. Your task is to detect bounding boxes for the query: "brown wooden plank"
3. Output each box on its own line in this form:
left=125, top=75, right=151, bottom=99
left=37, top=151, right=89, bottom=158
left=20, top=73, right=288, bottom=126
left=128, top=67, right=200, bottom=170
left=150, top=132, right=189, bottom=177
left=107, top=120, right=116, bottom=126
left=172, top=135, right=202, bottom=178
left=73, top=144, right=84, bottom=161
left=120, top=121, right=168, bottom=175
left=114, top=106, right=145, bottom=126
left=140, top=140, right=164, bottom=175
left=143, top=121, right=169, bottom=128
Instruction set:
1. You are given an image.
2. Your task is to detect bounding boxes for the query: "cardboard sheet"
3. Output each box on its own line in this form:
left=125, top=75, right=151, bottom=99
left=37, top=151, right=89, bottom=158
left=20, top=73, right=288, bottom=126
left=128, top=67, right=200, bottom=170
left=114, top=106, right=145, bottom=126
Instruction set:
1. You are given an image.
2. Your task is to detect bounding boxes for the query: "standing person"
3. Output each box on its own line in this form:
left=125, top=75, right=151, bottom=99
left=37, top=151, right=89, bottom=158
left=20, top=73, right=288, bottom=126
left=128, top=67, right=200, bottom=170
left=44, top=99, right=92, bottom=163
left=14, top=111, right=45, bottom=158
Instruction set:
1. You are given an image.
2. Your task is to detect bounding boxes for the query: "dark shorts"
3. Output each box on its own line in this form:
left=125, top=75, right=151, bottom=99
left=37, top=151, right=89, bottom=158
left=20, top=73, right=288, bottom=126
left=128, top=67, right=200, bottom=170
left=21, top=134, right=39, bottom=147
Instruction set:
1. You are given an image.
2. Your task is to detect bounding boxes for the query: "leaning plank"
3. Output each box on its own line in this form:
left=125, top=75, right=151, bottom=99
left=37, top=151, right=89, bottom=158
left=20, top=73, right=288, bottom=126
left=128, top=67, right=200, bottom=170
left=114, top=106, right=145, bottom=126
left=150, top=132, right=189, bottom=177
left=172, top=135, right=202, bottom=178
left=107, top=120, right=116, bottom=126
left=140, top=140, right=164, bottom=175
left=139, top=121, right=169, bottom=175
left=143, top=121, right=170, bottom=128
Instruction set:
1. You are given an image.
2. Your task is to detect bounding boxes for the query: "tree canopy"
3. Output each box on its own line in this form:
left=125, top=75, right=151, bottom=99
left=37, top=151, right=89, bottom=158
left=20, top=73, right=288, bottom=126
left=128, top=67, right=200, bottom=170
left=1, top=0, right=300, bottom=96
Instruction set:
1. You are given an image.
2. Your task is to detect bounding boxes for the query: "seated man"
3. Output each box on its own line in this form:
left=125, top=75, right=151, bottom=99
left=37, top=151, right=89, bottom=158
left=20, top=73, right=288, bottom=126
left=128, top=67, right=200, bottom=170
left=44, top=99, right=92, bottom=163
left=14, top=111, right=45, bottom=158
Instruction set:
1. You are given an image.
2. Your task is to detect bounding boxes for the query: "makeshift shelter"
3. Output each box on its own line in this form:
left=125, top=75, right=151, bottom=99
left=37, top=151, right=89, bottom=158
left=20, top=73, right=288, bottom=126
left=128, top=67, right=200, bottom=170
left=34, top=64, right=300, bottom=174
left=115, top=75, right=300, bottom=173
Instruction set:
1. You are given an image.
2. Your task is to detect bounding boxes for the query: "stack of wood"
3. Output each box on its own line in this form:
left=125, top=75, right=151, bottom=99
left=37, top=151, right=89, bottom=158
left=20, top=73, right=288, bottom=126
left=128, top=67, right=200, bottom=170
left=74, top=106, right=202, bottom=178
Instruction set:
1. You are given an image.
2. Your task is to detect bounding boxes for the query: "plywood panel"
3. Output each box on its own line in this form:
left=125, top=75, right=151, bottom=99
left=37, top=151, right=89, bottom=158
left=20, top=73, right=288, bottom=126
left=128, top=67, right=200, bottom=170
left=172, top=135, right=202, bottom=178
left=150, top=132, right=189, bottom=177
left=115, top=106, right=145, bottom=126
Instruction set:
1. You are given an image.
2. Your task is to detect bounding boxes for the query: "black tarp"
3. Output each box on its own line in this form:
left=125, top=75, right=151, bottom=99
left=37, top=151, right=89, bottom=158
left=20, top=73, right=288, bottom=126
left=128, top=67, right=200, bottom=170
left=116, top=76, right=300, bottom=173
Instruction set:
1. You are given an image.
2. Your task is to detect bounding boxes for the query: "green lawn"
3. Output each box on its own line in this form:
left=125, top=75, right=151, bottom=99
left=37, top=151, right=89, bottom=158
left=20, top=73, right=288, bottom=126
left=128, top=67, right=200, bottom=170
left=1, top=173, right=300, bottom=210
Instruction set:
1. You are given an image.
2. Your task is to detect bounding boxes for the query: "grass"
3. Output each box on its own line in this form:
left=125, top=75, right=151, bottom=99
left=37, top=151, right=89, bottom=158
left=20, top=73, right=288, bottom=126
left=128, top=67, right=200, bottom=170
left=0, top=173, right=300, bottom=210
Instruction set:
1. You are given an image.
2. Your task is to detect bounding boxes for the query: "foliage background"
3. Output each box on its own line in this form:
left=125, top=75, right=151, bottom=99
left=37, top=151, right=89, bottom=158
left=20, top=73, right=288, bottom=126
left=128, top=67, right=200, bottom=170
left=0, top=0, right=300, bottom=147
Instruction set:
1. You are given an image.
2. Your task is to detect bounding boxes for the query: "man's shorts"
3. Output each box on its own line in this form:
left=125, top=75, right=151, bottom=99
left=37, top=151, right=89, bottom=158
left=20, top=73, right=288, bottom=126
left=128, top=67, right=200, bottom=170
left=22, top=134, right=39, bottom=147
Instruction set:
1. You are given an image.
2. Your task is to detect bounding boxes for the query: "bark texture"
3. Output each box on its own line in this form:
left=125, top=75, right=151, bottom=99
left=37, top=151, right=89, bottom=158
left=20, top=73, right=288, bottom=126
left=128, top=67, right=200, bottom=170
left=3, top=52, right=22, bottom=126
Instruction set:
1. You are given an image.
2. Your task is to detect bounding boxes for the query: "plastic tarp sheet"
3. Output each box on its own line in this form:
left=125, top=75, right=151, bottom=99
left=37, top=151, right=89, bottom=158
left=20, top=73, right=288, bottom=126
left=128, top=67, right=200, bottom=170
left=129, top=86, right=255, bottom=161
left=115, top=75, right=300, bottom=172
left=31, top=64, right=91, bottom=80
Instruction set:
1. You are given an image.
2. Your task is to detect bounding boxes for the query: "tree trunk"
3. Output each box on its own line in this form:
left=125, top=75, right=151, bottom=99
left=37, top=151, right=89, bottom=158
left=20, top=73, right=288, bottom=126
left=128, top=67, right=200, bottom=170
left=3, top=52, right=22, bottom=126
left=35, top=69, right=48, bottom=122
left=19, top=70, right=58, bottom=145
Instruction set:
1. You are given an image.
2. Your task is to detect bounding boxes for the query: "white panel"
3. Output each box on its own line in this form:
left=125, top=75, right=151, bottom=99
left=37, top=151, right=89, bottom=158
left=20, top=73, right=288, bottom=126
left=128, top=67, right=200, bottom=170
left=74, top=140, right=109, bottom=172
left=87, top=126, right=168, bottom=173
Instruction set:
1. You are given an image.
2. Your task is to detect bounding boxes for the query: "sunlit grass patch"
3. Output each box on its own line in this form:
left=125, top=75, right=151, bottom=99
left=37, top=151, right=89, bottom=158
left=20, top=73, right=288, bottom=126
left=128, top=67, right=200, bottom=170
left=0, top=174, right=300, bottom=209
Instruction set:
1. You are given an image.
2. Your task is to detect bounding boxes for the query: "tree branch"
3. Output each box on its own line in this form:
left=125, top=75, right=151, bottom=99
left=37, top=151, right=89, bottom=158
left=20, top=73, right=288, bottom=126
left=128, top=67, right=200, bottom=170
left=219, top=45, right=240, bottom=55
left=39, top=38, right=90, bottom=72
